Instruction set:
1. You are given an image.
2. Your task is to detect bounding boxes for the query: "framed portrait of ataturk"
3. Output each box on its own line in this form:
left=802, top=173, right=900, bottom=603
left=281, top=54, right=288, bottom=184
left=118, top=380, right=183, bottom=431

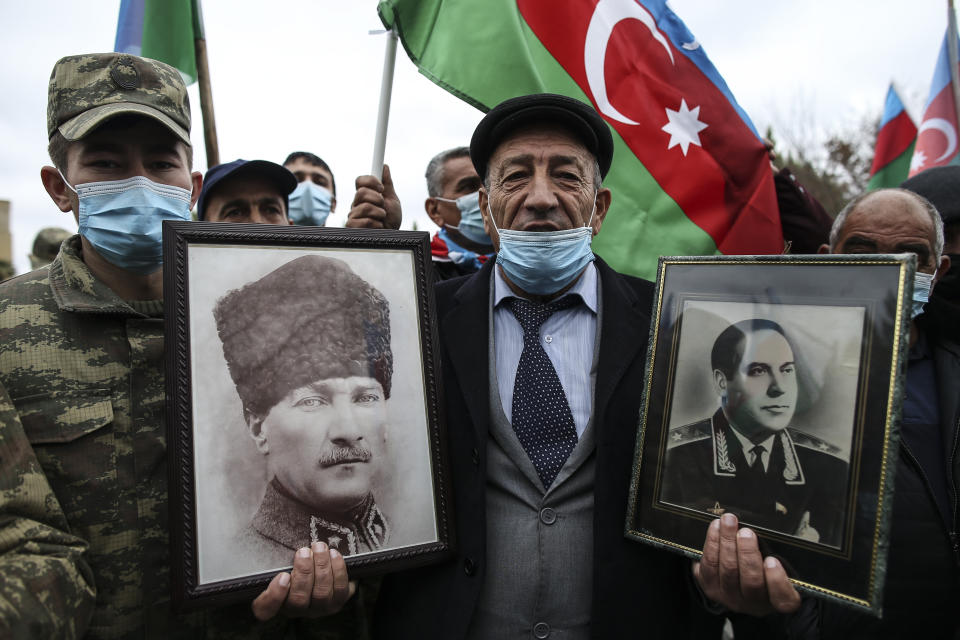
left=625, top=253, right=916, bottom=615
left=163, top=221, right=453, bottom=610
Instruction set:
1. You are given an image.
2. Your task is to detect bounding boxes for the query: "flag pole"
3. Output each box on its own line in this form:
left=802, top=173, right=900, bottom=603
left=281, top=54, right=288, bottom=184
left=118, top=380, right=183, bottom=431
left=371, top=29, right=398, bottom=180
left=948, top=0, right=960, bottom=131
left=192, top=0, right=219, bottom=167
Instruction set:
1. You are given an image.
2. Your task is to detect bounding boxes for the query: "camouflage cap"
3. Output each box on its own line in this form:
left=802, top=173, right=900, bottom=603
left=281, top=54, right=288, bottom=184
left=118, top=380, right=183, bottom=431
left=47, top=53, right=191, bottom=145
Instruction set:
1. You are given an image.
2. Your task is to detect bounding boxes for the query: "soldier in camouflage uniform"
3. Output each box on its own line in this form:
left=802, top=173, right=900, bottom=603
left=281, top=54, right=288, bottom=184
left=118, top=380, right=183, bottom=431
left=0, top=52, right=362, bottom=639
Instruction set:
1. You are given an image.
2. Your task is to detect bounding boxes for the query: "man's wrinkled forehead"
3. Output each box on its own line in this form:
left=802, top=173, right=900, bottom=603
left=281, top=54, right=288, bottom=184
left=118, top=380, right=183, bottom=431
left=488, top=123, right=595, bottom=174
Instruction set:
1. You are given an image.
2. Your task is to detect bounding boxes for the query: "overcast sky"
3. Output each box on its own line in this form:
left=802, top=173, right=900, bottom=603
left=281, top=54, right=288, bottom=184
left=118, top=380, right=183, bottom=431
left=0, top=1, right=950, bottom=274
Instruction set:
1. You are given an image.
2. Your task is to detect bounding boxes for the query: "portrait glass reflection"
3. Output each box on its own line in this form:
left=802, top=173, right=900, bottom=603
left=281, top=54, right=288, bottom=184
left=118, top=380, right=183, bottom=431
left=186, top=245, right=438, bottom=585
left=658, top=300, right=862, bottom=550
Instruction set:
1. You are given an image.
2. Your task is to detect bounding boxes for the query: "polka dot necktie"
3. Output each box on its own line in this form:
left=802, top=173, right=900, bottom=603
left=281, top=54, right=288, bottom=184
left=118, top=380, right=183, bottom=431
left=508, top=296, right=580, bottom=488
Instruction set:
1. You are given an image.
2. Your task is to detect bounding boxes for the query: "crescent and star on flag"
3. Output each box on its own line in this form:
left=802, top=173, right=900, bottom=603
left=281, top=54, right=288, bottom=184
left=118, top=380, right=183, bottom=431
left=911, top=117, right=958, bottom=173
left=584, top=0, right=708, bottom=156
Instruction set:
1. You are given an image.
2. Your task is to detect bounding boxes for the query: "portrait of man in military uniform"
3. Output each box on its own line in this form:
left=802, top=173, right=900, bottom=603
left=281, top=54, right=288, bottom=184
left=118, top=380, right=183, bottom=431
left=660, top=317, right=850, bottom=548
left=211, top=254, right=394, bottom=565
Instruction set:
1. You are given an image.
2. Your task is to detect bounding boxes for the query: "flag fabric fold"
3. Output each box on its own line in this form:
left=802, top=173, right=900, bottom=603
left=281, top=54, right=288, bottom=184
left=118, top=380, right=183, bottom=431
left=867, top=84, right=917, bottom=190
left=379, top=0, right=782, bottom=279
left=909, top=31, right=960, bottom=177
left=115, top=0, right=200, bottom=85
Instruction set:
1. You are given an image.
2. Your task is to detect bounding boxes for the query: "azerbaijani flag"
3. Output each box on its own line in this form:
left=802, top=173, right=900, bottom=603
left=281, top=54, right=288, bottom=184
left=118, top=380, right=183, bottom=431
left=867, top=84, right=917, bottom=190
left=909, top=31, right=960, bottom=177
left=115, top=0, right=201, bottom=85
left=379, top=0, right=782, bottom=279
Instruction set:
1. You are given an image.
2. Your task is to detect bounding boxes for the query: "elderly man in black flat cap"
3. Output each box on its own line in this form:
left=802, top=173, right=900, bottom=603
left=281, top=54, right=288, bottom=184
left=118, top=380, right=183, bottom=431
left=254, top=94, right=805, bottom=636
left=215, top=255, right=392, bottom=567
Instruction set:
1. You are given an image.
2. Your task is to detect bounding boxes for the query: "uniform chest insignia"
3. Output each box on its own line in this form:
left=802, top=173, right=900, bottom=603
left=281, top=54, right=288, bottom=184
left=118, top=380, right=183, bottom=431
left=775, top=502, right=788, bottom=515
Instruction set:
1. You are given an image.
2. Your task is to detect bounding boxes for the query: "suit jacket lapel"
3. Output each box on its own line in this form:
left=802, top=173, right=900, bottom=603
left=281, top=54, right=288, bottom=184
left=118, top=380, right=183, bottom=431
left=593, top=258, right=647, bottom=444
left=440, top=261, right=494, bottom=442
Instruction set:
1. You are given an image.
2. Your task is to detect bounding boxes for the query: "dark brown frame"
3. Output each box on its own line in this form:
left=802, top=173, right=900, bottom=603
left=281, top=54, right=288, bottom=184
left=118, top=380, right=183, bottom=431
left=625, top=254, right=916, bottom=615
left=163, top=221, right=454, bottom=611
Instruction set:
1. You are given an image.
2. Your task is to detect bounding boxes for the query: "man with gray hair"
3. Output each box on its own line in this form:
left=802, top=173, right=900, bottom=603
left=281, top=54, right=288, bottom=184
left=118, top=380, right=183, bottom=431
left=817, top=188, right=959, bottom=638
left=423, top=146, right=494, bottom=281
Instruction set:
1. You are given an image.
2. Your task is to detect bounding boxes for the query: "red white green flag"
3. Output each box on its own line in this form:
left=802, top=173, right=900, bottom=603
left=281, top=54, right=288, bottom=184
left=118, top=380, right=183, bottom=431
left=867, top=84, right=917, bottom=190
left=379, top=0, right=782, bottom=279
left=909, top=30, right=960, bottom=177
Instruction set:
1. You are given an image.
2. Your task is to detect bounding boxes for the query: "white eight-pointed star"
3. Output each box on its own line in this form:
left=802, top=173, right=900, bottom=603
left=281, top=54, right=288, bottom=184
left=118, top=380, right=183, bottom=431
left=910, top=148, right=927, bottom=173
left=661, top=98, right=708, bottom=156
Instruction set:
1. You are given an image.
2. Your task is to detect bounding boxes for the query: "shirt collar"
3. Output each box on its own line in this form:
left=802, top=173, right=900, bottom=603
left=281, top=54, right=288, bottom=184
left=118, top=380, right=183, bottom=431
left=492, top=261, right=599, bottom=313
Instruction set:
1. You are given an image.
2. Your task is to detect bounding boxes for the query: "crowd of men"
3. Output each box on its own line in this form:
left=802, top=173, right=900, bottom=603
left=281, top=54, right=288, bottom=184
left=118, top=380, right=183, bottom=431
left=0, top=51, right=957, bottom=640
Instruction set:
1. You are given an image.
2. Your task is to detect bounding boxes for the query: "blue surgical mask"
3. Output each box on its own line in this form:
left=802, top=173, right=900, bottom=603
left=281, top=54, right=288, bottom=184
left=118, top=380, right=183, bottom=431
left=911, top=270, right=937, bottom=319
left=288, top=181, right=332, bottom=226
left=488, top=200, right=596, bottom=295
left=61, top=171, right=192, bottom=275
left=436, top=191, right=492, bottom=245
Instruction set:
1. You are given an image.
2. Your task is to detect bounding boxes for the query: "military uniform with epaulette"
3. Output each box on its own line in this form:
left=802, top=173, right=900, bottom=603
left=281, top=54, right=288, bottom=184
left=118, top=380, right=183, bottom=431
left=661, top=409, right=849, bottom=548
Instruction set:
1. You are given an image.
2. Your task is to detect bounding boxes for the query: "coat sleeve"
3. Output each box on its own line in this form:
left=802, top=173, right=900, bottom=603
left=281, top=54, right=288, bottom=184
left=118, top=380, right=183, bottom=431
left=0, top=379, right=96, bottom=638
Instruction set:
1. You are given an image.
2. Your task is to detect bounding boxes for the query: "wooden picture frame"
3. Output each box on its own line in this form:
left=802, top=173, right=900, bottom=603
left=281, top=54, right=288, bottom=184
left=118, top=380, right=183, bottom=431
left=625, top=254, right=915, bottom=615
left=163, top=221, right=454, bottom=610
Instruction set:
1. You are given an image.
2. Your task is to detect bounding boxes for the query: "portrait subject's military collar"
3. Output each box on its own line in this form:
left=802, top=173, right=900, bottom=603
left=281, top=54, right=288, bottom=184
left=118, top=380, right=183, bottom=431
left=709, top=410, right=806, bottom=485
left=251, top=479, right=389, bottom=555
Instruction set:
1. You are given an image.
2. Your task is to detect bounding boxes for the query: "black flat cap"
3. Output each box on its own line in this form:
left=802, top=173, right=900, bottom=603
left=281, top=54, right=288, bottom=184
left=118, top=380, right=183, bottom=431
left=901, top=166, right=960, bottom=225
left=470, top=93, right=614, bottom=181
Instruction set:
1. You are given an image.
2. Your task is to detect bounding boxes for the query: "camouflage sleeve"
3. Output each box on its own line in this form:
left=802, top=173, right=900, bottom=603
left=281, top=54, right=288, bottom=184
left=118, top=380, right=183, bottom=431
left=0, top=380, right=96, bottom=638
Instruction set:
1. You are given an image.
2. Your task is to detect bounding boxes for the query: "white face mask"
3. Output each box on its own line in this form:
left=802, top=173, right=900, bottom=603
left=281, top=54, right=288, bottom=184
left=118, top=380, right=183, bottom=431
left=911, top=269, right=937, bottom=319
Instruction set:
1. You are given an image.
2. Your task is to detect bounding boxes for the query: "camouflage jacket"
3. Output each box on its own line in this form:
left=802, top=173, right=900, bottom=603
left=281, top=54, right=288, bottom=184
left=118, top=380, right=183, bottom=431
left=0, top=236, right=367, bottom=639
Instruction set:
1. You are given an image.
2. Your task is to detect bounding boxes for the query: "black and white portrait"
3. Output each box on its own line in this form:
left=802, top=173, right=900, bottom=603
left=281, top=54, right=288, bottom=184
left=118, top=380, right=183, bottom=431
left=658, top=300, right=863, bottom=549
left=186, top=245, right=438, bottom=585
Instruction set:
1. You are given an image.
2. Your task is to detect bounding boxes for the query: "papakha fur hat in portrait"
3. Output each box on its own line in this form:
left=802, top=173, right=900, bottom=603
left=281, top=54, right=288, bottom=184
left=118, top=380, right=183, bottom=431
left=214, top=254, right=394, bottom=558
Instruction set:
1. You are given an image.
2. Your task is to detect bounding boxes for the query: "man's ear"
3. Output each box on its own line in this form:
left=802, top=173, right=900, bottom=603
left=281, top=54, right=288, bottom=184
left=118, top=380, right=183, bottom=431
left=712, top=369, right=728, bottom=395
left=478, top=188, right=498, bottom=247
left=935, top=254, right=952, bottom=285
left=591, top=187, right=612, bottom=236
left=189, top=171, right=203, bottom=209
left=424, top=197, right=444, bottom=227
left=244, top=408, right=269, bottom=454
left=330, top=195, right=337, bottom=213
left=40, top=165, right=75, bottom=213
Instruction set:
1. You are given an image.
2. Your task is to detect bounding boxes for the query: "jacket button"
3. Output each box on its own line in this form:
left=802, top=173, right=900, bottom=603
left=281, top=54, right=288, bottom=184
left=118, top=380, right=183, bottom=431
left=463, top=557, right=477, bottom=576
left=533, top=621, right=550, bottom=638
left=539, top=507, right=557, bottom=525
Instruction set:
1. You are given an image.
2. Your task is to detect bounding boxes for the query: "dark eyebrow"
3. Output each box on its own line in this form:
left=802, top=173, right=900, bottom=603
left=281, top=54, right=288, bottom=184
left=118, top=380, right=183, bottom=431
left=216, top=198, right=250, bottom=213
left=840, top=236, right=877, bottom=252
left=78, top=142, right=124, bottom=155
left=455, top=176, right=481, bottom=191
left=893, top=243, right=931, bottom=257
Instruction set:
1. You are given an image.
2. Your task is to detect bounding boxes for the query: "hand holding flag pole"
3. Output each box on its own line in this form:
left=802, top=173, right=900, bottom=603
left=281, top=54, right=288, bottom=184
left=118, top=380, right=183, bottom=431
left=371, top=29, right=399, bottom=180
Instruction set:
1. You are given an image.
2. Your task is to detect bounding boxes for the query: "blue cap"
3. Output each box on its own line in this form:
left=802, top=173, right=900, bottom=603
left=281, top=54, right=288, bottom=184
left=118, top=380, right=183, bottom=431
left=198, top=159, right=298, bottom=220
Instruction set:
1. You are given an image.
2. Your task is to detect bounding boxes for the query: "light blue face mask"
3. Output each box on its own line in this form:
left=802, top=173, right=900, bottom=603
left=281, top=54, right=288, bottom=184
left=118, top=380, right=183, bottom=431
left=288, top=181, right=332, bottom=226
left=436, top=191, right=492, bottom=245
left=488, top=200, right=596, bottom=296
left=911, top=270, right=937, bottom=319
left=62, top=172, right=192, bottom=275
